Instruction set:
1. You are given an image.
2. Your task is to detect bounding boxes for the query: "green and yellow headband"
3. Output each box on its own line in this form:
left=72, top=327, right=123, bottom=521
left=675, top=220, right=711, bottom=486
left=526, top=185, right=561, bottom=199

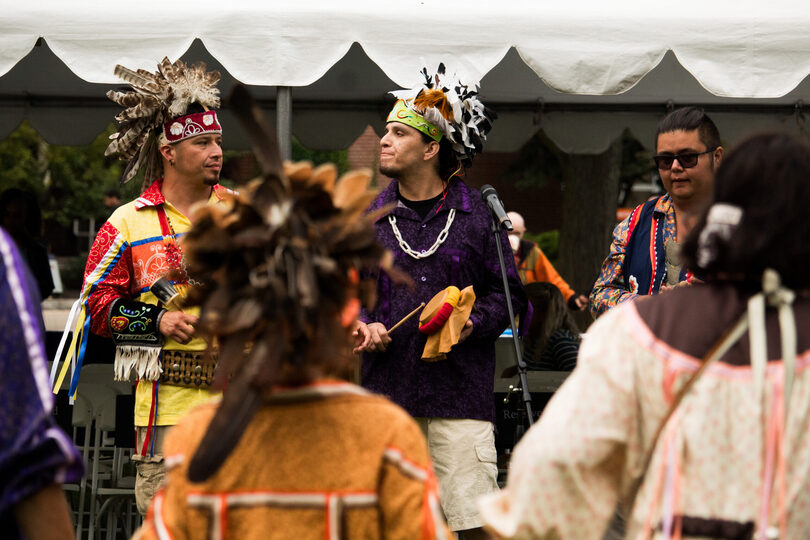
left=386, top=100, right=443, bottom=142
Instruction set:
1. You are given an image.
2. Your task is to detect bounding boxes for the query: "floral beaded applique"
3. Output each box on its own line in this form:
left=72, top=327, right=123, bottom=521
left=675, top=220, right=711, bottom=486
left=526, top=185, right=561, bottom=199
left=161, top=209, right=199, bottom=285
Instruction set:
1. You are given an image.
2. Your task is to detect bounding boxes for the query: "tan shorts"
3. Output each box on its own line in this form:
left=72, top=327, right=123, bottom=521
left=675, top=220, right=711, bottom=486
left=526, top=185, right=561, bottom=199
left=133, top=426, right=171, bottom=516
left=415, top=417, right=499, bottom=531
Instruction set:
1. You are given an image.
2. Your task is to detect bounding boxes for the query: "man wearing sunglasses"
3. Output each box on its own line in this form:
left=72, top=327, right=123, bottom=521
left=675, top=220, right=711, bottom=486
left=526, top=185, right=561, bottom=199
left=589, top=107, right=723, bottom=318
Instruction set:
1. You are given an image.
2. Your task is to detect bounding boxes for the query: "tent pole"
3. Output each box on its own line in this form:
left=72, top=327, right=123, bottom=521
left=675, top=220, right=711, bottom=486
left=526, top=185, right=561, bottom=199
left=276, top=86, right=292, bottom=160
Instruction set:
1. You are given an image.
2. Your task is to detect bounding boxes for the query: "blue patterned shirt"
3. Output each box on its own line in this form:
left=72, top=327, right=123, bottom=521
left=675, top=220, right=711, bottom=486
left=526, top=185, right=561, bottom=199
left=589, top=195, right=680, bottom=318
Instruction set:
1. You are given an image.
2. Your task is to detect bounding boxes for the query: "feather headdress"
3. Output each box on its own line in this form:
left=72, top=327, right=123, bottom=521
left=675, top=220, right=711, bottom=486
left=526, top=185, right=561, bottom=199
left=389, top=64, right=496, bottom=165
left=180, top=85, right=405, bottom=483
left=105, top=57, right=222, bottom=190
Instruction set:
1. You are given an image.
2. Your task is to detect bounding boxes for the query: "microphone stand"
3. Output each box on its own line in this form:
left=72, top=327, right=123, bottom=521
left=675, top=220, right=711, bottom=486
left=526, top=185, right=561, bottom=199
left=488, top=216, right=534, bottom=427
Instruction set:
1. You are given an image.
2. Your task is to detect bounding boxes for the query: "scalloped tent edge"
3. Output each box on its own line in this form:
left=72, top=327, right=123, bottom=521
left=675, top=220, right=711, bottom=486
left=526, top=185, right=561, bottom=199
left=1, top=0, right=809, bottom=154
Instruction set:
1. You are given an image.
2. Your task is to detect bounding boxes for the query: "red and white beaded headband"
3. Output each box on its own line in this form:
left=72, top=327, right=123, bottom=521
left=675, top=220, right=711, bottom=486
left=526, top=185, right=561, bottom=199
left=163, top=110, right=222, bottom=144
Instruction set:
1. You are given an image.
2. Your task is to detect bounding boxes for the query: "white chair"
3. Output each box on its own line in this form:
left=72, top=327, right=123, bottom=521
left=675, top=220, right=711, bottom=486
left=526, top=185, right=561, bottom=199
left=87, top=395, right=138, bottom=539
left=72, top=383, right=115, bottom=539
left=66, top=393, right=93, bottom=539
left=63, top=365, right=136, bottom=539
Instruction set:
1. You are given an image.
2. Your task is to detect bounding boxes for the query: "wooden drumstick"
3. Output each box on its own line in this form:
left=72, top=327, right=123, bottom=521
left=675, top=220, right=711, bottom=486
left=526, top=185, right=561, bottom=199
left=387, top=302, right=425, bottom=334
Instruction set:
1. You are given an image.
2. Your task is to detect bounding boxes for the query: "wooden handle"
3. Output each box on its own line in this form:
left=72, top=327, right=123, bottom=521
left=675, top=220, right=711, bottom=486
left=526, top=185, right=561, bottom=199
left=387, top=302, right=425, bottom=334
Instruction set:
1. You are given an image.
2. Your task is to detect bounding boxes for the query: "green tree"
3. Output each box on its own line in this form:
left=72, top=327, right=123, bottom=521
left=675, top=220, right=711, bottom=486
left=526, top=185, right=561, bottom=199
left=46, top=126, right=124, bottom=225
left=0, top=122, right=42, bottom=197
left=0, top=124, right=349, bottom=230
left=0, top=121, right=123, bottom=226
left=292, top=137, right=349, bottom=174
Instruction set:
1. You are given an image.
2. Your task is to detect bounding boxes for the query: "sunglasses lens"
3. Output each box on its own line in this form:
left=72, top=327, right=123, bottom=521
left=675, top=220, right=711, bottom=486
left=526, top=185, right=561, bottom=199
left=678, top=153, right=699, bottom=168
left=655, top=156, right=674, bottom=169
left=655, top=152, right=703, bottom=169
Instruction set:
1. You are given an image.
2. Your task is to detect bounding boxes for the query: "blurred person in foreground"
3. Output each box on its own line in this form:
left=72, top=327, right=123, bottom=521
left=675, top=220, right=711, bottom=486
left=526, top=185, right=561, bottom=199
left=506, top=211, right=587, bottom=311
left=132, top=122, right=451, bottom=539
left=479, top=133, right=810, bottom=539
left=0, top=227, right=83, bottom=539
left=590, top=107, right=723, bottom=318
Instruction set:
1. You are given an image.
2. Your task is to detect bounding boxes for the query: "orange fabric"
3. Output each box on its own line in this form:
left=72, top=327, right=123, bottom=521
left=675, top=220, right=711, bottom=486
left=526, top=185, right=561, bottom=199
left=516, top=244, right=575, bottom=301
left=420, top=286, right=475, bottom=361
left=133, top=382, right=451, bottom=540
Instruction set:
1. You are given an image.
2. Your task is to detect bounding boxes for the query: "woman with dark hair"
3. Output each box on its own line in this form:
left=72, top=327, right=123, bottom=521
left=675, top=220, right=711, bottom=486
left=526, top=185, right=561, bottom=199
left=680, top=133, right=810, bottom=289
left=523, top=282, right=580, bottom=371
left=479, top=133, right=810, bottom=539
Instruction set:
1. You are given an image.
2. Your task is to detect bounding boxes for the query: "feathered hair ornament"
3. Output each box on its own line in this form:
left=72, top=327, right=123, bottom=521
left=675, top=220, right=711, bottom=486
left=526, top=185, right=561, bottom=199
left=388, top=63, right=496, bottom=165
left=105, top=57, right=222, bottom=191
left=180, top=85, right=405, bottom=483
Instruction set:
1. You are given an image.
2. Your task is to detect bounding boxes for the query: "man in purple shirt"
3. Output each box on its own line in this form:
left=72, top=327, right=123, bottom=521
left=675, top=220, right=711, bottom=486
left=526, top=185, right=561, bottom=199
left=354, top=66, right=526, bottom=539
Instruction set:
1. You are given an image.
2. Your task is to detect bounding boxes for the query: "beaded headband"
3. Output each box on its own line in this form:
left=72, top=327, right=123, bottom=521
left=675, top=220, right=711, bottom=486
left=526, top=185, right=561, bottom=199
left=387, top=99, right=443, bottom=142
left=163, top=110, right=222, bottom=144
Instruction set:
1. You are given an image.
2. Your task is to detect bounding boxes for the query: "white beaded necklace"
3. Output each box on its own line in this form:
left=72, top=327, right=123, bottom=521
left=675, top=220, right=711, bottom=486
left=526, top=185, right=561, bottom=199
left=388, top=209, right=456, bottom=259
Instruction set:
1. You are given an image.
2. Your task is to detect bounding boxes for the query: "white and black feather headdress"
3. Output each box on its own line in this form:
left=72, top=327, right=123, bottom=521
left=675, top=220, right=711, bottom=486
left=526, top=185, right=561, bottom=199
left=391, top=64, right=496, bottom=164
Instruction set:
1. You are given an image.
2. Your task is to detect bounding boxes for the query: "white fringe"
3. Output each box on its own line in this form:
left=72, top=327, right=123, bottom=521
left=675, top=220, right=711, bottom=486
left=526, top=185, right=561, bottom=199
left=114, top=346, right=162, bottom=381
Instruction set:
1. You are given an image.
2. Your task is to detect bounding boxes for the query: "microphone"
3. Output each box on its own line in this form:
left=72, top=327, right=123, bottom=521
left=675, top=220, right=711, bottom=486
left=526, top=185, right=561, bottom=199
left=480, top=184, right=513, bottom=231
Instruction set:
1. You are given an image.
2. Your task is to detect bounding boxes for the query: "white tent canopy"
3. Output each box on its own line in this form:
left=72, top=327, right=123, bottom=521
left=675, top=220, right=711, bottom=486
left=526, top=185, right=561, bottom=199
left=2, top=0, right=810, bottom=154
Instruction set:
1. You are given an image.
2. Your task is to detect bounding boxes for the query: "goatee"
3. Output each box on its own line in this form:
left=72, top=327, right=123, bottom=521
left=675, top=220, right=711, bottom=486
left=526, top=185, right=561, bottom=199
left=379, top=164, right=399, bottom=178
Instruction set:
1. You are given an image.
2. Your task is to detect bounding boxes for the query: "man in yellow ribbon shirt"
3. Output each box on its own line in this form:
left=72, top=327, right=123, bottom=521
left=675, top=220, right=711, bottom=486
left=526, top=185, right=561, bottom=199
left=65, top=58, right=231, bottom=514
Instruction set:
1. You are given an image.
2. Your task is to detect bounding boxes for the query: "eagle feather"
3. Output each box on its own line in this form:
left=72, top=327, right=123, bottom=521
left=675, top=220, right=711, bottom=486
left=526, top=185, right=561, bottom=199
left=105, top=57, right=220, bottom=188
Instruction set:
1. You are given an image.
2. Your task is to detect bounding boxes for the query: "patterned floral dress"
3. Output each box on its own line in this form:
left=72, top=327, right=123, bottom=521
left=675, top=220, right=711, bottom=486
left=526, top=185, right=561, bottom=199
left=481, top=284, right=810, bottom=539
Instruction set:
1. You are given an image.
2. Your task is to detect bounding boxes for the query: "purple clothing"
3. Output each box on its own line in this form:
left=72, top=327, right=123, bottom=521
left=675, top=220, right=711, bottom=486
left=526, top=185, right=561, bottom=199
left=361, top=178, right=527, bottom=422
left=0, top=228, right=83, bottom=538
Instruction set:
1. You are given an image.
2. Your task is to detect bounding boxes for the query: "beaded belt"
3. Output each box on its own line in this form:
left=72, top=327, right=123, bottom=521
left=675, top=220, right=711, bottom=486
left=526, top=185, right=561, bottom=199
left=159, top=350, right=217, bottom=389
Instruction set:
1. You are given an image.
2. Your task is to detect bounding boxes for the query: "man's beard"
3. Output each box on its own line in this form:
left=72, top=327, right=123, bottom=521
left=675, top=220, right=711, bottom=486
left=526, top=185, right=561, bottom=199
left=202, top=172, right=220, bottom=186
left=378, top=163, right=400, bottom=178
